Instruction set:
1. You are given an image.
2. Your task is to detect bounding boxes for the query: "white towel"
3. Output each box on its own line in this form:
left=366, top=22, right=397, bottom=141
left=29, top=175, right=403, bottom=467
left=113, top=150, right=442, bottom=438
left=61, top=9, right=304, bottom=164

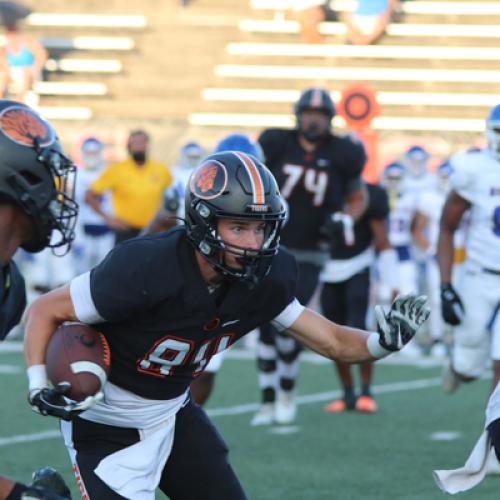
left=94, top=414, right=176, bottom=500
left=433, top=430, right=497, bottom=494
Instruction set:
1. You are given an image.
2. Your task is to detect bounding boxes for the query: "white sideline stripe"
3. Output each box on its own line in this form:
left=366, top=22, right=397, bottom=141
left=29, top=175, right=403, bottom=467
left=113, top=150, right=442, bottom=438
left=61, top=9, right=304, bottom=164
left=45, top=58, right=122, bottom=73
left=227, top=43, right=500, bottom=61
left=0, top=430, right=61, bottom=447
left=250, top=0, right=500, bottom=15
left=202, top=88, right=500, bottom=107
left=189, top=113, right=485, bottom=132
left=0, top=341, right=22, bottom=352
left=37, top=106, right=93, bottom=120
left=215, top=64, right=500, bottom=83
left=34, top=81, right=108, bottom=96
left=41, top=37, right=135, bottom=51
left=0, top=364, right=22, bottom=374
left=27, top=13, right=147, bottom=28
left=0, top=376, right=441, bottom=446
left=239, top=20, right=500, bottom=38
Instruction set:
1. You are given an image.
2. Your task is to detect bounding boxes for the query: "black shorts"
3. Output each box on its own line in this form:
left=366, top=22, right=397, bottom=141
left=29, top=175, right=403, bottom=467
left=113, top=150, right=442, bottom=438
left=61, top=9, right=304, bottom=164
left=65, top=400, right=247, bottom=500
left=320, top=268, right=370, bottom=329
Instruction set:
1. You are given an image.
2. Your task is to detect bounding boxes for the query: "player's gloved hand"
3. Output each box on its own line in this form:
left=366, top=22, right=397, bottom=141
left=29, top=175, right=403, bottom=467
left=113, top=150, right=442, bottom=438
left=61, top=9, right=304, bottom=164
left=440, top=283, right=464, bottom=326
left=369, top=294, right=430, bottom=357
left=320, top=212, right=354, bottom=245
left=29, top=382, right=103, bottom=422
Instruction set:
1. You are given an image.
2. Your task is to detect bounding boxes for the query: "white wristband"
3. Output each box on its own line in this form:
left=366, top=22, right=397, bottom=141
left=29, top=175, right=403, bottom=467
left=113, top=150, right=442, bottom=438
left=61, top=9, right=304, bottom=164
left=367, top=332, right=391, bottom=359
left=27, top=364, right=49, bottom=392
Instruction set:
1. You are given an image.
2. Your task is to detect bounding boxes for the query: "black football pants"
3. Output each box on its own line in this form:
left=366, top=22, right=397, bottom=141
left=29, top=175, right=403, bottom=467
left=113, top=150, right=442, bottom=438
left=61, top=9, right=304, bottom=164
left=63, top=400, right=246, bottom=499
left=257, top=261, right=321, bottom=401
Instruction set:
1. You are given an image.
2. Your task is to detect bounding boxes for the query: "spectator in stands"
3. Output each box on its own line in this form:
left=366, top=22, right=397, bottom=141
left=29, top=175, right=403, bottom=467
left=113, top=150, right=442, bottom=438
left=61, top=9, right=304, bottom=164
left=0, top=20, right=47, bottom=105
left=292, top=1, right=327, bottom=44
left=85, top=130, right=172, bottom=245
left=345, top=0, right=400, bottom=45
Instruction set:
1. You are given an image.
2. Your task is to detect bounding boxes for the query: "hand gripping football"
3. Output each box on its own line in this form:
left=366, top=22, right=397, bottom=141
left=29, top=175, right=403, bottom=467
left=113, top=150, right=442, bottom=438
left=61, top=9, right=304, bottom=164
left=46, top=323, right=111, bottom=401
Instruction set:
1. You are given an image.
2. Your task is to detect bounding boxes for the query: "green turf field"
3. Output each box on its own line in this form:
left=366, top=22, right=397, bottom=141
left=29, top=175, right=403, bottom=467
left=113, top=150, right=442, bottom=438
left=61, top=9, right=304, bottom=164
left=1, top=342, right=498, bottom=499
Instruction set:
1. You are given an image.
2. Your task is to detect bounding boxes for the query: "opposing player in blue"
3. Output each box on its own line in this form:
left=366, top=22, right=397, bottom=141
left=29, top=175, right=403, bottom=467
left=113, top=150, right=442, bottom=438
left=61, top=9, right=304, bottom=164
left=24, top=152, right=429, bottom=499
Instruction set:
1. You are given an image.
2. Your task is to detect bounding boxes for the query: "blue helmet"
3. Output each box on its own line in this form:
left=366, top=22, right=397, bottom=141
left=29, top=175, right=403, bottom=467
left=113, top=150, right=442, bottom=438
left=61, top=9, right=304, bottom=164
left=80, top=137, right=104, bottom=170
left=486, top=104, right=500, bottom=160
left=436, top=159, right=453, bottom=178
left=381, top=161, right=406, bottom=191
left=402, top=145, right=430, bottom=178
left=436, top=159, right=453, bottom=192
left=214, top=133, right=263, bottom=160
left=178, top=141, right=206, bottom=169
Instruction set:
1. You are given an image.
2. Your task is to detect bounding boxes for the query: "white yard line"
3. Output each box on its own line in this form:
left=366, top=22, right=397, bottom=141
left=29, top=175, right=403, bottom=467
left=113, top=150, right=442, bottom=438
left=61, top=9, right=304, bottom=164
left=0, top=376, right=442, bottom=446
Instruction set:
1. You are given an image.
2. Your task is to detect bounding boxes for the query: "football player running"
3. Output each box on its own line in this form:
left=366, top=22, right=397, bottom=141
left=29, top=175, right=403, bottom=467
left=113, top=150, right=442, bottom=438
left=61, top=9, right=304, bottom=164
left=321, top=181, right=398, bottom=414
left=0, top=100, right=77, bottom=499
left=254, top=86, right=368, bottom=425
left=438, top=104, right=500, bottom=397
left=24, top=152, right=429, bottom=500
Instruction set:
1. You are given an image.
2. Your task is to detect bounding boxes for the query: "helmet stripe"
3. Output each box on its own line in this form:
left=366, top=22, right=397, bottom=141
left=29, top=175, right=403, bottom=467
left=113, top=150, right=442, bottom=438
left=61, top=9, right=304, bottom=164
left=311, top=87, right=323, bottom=108
left=234, top=152, right=265, bottom=204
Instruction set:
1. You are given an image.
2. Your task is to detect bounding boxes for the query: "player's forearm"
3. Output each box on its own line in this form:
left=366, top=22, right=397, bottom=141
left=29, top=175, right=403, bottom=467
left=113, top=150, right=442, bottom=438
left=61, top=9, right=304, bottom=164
left=24, top=287, right=77, bottom=367
left=85, top=189, right=106, bottom=219
left=287, top=308, right=376, bottom=363
left=437, top=228, right=455, bottom=283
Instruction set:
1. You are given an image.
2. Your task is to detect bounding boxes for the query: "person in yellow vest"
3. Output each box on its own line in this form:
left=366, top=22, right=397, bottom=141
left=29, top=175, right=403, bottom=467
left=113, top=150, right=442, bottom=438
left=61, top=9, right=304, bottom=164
left=85, top=130, right=172, bottom=244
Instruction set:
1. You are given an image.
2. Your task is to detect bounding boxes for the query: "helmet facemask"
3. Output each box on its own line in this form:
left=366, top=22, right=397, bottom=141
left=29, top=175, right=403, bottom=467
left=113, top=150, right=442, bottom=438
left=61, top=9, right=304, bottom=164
left=22, top=141, right=78, bottom=253
left=190, top=201, right=284, bottom=287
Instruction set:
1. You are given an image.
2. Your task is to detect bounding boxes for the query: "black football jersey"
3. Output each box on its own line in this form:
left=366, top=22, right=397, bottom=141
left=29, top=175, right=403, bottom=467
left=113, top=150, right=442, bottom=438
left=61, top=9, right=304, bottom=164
left=258, top=128, right=366, bottom=251
left=328, top=183, right=389, bottom=260
left=0, top=260, right=26, bottom=340
left=88, top=228, right=298, bottom=399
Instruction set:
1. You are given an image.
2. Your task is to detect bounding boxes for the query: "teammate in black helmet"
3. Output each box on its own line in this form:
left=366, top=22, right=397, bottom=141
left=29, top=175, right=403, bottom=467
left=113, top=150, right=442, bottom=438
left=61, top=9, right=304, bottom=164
left=0, top=99, right=77, bottom=336
left=254, top=86, right=368, bottom=425
left=0, top=100, right=76, bottom=500
left=24, top=151, right=428, bottom=499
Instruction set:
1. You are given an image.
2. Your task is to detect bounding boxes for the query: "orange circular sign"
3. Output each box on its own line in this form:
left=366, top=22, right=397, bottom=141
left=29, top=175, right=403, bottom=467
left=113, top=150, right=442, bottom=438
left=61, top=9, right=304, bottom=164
left=0, top=105, right=55, bottom=147
left=338, top=84, right=380, bottom=129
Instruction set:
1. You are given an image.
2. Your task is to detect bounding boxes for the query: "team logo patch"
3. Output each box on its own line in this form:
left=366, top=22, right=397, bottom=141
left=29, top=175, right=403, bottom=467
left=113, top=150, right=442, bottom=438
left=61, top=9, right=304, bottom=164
left=0, top=106, right=55, bottom=148
left=190, top=160, right=228, bottom=200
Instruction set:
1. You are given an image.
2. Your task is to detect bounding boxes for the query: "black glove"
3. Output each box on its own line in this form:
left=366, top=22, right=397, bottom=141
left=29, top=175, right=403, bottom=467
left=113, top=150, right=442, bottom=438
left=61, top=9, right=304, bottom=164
left=28, top=382, right=102, bottom=422
left=440, top=283, right=464, bottom=326
left=374, top=294, right=430, bottom=352
left=25, top=466, right=73, bottom=500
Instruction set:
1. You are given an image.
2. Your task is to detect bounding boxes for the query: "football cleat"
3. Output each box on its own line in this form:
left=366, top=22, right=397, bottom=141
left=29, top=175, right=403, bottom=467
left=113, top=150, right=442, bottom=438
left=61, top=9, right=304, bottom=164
left=355, top=395, right=378, bottom=414
left=324, top=399, right=347, bottom=413
left=274, top=390, right=297, bottom=425
left=251, top=403, right=275, bottom=426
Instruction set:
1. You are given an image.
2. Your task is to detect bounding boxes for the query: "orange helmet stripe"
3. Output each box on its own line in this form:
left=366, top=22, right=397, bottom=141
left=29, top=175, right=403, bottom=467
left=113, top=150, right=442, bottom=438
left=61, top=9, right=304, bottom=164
left=234, top=152, right=265, bottom=204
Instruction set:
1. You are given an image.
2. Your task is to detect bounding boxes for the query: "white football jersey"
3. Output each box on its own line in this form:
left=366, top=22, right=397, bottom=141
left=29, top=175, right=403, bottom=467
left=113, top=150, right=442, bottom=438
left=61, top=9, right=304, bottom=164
left=450, top=148, right=500, bottom=271
left=401, top=172, right=434, bottom=196
left=165, top=165, right=196, bottom=219
left=416, top=183, right=445, bottom=251
left=388, top=190, right=419, bottom=247
left=75, top=167, right=112, bottom=226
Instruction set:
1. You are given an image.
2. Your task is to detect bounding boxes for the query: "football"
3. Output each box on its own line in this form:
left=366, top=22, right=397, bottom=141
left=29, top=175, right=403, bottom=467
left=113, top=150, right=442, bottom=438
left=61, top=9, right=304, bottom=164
left=46, top=323, right=111, bottom=402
